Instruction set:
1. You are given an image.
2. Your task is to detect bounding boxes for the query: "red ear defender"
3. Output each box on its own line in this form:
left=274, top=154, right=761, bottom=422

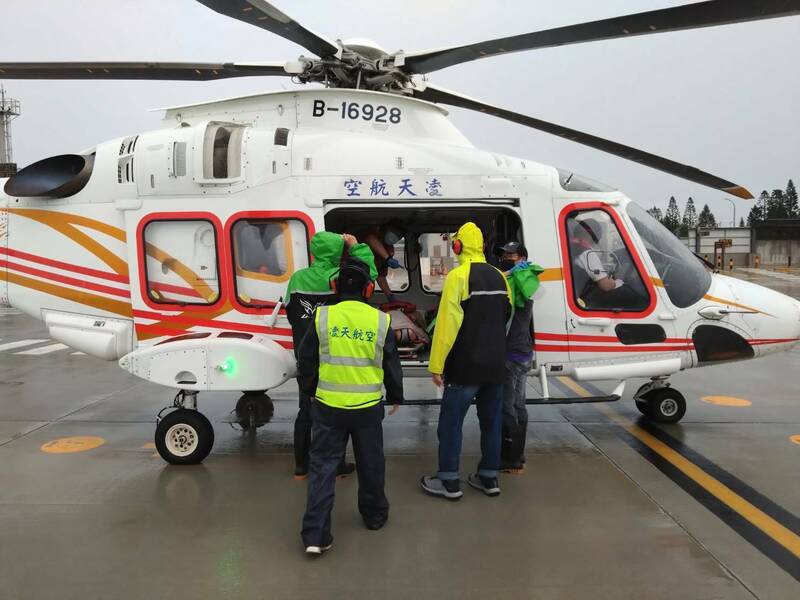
left=452, top=239, right=463, bottom=255
left=364, top=281, right=375, bottom=299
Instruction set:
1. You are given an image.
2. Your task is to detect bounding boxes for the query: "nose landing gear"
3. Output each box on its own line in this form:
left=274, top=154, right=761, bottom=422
left=155, top=391, right=215, bottom=465
left=634, top=379, right=687, bottom=424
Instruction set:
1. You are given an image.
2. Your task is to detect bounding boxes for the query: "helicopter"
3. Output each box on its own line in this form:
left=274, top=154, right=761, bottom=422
left=2, top=0, right=800, bottom=464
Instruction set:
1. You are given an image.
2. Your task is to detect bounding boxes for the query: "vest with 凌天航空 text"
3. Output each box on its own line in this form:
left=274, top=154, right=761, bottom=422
left=314, top=301, right=391, bottom=410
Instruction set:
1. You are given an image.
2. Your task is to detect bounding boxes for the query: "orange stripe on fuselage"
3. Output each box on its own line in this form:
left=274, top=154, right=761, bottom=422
left=5, top=271, right=132, bottom=317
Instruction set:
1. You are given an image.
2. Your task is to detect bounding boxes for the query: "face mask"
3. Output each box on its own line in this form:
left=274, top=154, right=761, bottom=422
left=384, top=231, right=401, bottom=245
left=500, top=259, right=516, bottom=272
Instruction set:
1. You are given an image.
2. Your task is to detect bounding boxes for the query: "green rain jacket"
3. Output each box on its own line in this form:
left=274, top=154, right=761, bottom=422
left=285, top=231, right=376, bottom=351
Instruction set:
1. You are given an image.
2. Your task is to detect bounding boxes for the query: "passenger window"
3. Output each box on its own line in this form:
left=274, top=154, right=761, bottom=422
left=231, top=218, right=309, bottom=307
left=143, top=219, right=220, bottom=305
left=565, top=209, right=650, bottom=312
left=203, top=122, right=244, bottom=180
left=419, top=233, right=457, bottom=293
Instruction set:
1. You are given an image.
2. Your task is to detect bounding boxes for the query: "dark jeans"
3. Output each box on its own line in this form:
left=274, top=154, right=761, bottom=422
left=437, top=382, right=503, bottom=480
left=301, top=401, right=388, bottom=547
left=294, top=391, right=350, bottom=471
left=293, top=391, right=313, bottom=469
left=503, top=359, right=532, bottom=430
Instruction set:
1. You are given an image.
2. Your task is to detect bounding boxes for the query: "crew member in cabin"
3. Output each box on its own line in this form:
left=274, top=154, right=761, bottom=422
left=285, top=232, right=377, bottom=479
left=356, top=222, right=405, bottom=302
left=297, top=257, right=404, bottom=555
left=421, top=222, right=512, bottom=500
left=497, top=241, right=543, bottom=472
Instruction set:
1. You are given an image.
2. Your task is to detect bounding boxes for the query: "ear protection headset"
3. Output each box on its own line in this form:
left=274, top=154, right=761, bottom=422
left=451, top=235, right=463, bottom=255
left=331, top=260, right=375, bottom=299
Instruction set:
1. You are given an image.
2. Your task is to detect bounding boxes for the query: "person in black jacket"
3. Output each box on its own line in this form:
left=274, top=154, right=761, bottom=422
left=420, top=222, right=512, bottom=501
left=297, top=258, right=404, bottom=555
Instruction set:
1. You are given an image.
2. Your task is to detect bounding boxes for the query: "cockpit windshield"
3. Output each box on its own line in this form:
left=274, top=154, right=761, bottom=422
left=627, top=202, right=711, bottom=308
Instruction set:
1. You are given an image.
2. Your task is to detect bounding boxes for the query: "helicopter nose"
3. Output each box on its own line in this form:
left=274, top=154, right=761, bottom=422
left=719, top=275, right=800, bottom=356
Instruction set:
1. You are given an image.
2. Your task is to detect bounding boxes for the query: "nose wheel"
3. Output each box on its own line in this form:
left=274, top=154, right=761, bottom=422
left=634, top=383, right=687, bottom=424
left=155, top=391, right=215, bottom=465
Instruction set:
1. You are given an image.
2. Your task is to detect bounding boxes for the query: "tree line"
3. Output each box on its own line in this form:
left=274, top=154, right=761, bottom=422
left=646, top=196, right=720, bottom=237
left=645, top=179, right=797, bottom=236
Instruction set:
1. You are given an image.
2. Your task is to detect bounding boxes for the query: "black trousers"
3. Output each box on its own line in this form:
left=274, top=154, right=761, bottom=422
left=301, top=401, right=388, bottom=547
left=294, top=391, right=351, bottom=472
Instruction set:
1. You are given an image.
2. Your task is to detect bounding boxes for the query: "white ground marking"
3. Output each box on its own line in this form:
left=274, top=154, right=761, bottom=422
left=14, top=343, right=69, bottom=355
left=71, top=351, right=86, bottom=356
left=0, top=339, right=49, bottom=352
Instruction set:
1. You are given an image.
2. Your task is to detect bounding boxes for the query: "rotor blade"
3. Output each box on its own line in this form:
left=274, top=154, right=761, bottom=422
left=404, top=0, right=800, bottom=74
left=195, top=0, right=339, bottom=58
left=415, top=84, right=752, bottom=199
left=0, top=61, right=291, bottom=80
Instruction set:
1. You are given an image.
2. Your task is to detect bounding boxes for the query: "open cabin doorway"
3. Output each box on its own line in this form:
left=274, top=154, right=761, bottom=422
left=324, top=201, right=523, bottom=372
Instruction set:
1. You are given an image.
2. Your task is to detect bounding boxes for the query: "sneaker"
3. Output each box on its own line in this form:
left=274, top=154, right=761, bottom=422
left=420, top=475, right=463, bottom=500
left=468, top=474, right=501, bottom=497
left=336, top=461, right=356, bottom=477
left=305, top=543, right=332, bottom=556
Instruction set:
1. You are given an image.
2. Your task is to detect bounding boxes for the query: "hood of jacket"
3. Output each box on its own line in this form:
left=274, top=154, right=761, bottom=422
left=310, top=232, right=344, bottom=269
left=452, top=222, right=486, bottom=265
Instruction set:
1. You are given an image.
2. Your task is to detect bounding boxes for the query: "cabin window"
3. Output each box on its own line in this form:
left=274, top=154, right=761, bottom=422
left=203, top=123, right=245, bottom=180
left=142, top=219, right=220, bottom=305
left=231, top=218, right=310, bottom=307
left=418, top=232, right=457, bottom=293
left=565, top=209, right=650, bottom=312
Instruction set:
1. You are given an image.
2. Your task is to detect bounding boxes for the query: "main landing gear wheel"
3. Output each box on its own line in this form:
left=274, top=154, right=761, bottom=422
left=639, top=388, right=687, bottom=424
left=155, top=409, right=215, bottom=465
left=235, top=392, right=274, bottom=431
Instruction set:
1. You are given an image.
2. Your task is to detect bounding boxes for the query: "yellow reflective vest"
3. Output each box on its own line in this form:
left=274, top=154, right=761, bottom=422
left=314, top=301, right=391, bottom=409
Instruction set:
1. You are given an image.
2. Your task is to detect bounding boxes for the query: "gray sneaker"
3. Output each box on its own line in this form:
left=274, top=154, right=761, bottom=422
left=420, top=475, right=463, bottom=500
left=468, top=474, right=501, bottom=497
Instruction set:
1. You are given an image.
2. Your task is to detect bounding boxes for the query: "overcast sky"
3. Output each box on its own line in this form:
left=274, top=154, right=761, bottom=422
left=2, top=0, right=798, bottom=224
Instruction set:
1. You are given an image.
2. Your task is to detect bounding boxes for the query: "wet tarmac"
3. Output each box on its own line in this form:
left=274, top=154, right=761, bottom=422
left=1, top=270, right=799, bottom=599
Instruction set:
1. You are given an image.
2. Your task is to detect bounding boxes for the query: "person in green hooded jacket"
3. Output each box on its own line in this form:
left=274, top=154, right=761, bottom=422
left=497, top=241, right=543, bottom=472
left=286, top=231, right=377, bottom=478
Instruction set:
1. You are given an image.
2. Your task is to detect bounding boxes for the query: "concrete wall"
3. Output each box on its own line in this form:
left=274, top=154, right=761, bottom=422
left=753, top=239, right=800, bottom=267
left=682, top=227, right=751, bottom=266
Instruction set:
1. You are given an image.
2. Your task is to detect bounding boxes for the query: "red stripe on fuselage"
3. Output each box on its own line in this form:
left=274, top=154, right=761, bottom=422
left=132, top=309, right=293, bottom=337
left=1, top=259, right=131, bottom=299
left=0, top=248, right=128, bottom=284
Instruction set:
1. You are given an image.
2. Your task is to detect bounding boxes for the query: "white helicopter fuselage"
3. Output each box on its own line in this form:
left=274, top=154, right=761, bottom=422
left=1, top=88, right=798, bottom=397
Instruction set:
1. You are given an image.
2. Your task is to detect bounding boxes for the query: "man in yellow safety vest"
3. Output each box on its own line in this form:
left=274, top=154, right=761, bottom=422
left=297, top=257, right=404, bottom=555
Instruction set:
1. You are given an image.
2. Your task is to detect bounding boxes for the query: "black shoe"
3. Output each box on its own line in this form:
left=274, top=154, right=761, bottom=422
left=337, top=461, right=356, bottom=476
left=420, top=475, right=463, bottom=500
left=363, top=516, right=388, bottom=531
left=468, top=474, right=501, bottom=497
left=294, top=465, right=308, bottom=480
left=499, top=460, right=525, bottom=474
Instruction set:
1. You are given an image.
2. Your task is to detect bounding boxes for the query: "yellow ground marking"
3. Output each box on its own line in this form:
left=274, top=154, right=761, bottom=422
left=702, top=396, right=752, bottom=407
left=790, top=435, right=800, bottom=446
left=41, top=436, right=105, bottom=454
left=141, top=442, right=156, bottom=449
left=556, top=376, right=800, bottom=559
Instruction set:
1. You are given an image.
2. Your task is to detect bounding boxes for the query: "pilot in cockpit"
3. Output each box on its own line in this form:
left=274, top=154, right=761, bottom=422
left=569, top=217, right=645, bottom=310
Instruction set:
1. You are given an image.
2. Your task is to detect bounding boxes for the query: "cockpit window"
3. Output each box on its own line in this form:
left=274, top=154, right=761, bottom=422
left=627, top=202, right=711, bottom=308
left=566, top=209, right=650, bottom=312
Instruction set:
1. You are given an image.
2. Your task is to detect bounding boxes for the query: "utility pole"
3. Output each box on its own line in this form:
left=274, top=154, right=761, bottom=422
left=724, top=197, right=736, bottom=228
left=0, top=85, right=21, bottom=178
